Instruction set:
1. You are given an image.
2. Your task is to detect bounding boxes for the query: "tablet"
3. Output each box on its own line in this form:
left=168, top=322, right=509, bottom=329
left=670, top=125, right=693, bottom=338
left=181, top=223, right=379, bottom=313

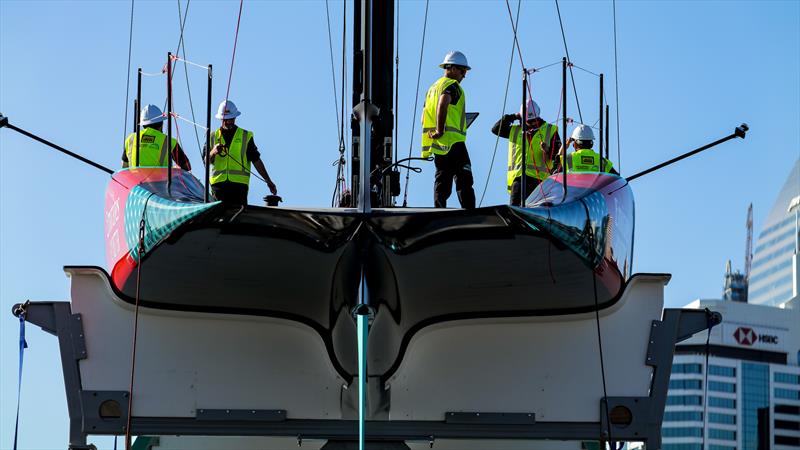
left=466, top=112, right=479, bottom=129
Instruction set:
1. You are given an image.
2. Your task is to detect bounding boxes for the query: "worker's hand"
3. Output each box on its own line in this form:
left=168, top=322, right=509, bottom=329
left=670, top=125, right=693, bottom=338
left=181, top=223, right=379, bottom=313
left=427, top=129, right=443, bottom=140
left=267, top=180, right=278, bottom=195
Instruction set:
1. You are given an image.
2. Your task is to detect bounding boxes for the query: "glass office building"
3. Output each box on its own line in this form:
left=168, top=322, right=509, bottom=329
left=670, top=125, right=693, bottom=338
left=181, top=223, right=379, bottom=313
left=749, top=159, right=799, bottom=307
left=662, top=298, right=800, bottom=450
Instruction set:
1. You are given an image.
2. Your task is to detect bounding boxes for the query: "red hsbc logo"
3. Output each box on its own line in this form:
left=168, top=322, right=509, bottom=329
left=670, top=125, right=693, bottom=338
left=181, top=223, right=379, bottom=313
left=734, top=327, right=756, bottom=345
left=733, top=327, right=779, bottom=346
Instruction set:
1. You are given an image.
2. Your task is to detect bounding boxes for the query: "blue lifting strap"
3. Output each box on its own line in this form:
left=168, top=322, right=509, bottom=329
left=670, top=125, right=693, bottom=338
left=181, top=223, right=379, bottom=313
left=13, top=309, right=28, bottom=450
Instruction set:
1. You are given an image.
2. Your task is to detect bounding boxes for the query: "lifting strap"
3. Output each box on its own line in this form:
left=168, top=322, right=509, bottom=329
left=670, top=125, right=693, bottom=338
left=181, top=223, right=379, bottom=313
left=13, top=302, right=29, bottom=450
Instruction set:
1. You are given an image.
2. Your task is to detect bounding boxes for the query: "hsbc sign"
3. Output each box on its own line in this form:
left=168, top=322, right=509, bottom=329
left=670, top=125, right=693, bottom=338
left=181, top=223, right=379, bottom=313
left=729, top=326, right=781, bottom=348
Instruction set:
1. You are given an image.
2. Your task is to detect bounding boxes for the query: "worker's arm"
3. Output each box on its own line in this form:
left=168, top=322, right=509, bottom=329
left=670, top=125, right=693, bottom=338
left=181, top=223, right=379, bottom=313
left=428, top=93, right=451, bottom=140
left=491, top=114, right=517, bottom=138
left=173, top=143, right=192, bottom=171
left=253, top=158, right=277, bottom=195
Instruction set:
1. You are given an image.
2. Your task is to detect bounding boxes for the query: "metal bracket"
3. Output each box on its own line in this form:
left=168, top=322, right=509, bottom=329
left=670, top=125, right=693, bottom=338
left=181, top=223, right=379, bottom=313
left=81, top=390, right=130, bottom=434
left=445, top=412, right=535, bottom=425
left=196, top=409, right=287, bottom=422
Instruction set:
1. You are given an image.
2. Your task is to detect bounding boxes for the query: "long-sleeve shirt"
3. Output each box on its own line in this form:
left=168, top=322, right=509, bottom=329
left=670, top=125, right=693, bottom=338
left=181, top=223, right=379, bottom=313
left=491, top=114, right=563, bottom=170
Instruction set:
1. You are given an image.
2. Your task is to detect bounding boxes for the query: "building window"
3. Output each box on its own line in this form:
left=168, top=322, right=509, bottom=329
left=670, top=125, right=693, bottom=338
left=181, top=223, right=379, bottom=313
left=774, top=419, right=800, bottom=431
left=709, top=381, right=736, bottom=393
left=708, top=396, right=735, bottom=408
left=743, top=362, right=769, bottom=450
left=775, top=435, right=800, bottom=446
left=708, top=365, right=736, bottom=377
left=669, top=379, right=702, bottom=390
left=708, top=429, right=736, bottom=440
left=775, top=388, right=800, bottom=400
left=709, top=445, right=735, bottom=450
left=774, top=372, right=800, bottom=384
left=673, top=363, right=703, bottom=374
left=775, top=404, right=800, bottom=415
left=664, top=411, right=703, bottom=422
left=663, top=427, right=703, bottom=437
left=663, top=445, right=702, bottom=450
left=709, top=412, right=736, bottom=424
left=667, top=395, right=703, bottom=406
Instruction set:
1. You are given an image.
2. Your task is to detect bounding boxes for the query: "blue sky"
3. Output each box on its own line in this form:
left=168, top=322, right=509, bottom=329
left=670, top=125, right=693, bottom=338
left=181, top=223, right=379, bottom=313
left=1, top=1, right=798, bottom=448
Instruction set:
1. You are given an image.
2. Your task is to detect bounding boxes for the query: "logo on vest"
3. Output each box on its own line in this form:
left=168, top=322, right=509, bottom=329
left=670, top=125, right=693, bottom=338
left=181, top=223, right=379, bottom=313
left=141, top=135, right=156, bottom=143
left=581, top=156, right=594, bottom=165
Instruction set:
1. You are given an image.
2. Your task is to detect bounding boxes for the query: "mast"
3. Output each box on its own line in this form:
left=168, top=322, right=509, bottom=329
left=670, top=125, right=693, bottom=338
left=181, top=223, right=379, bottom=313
left=351, top=0, right=394, bottom=208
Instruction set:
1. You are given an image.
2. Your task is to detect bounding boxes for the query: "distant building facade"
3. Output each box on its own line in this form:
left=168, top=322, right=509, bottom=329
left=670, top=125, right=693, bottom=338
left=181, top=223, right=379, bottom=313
left=748, top=159, right=799, bottom=307
left=662, top=298, right=800, bottom=450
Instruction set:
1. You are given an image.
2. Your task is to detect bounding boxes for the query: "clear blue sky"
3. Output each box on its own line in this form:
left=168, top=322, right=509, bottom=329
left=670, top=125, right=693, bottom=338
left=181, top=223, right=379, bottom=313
left=1, top=1, right=798, bottom=448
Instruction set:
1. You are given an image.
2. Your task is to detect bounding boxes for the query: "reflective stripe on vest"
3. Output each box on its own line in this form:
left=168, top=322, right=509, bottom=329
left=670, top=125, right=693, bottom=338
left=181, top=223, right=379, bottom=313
left=506, top=123, right=558, bottom=191
left=125, top=128, right=174, bottom=167
left=420, top=76, right=467, bottom=157
left=566, top=149, right=614, bottom=173
left=210, top=127, right=253, bottom=186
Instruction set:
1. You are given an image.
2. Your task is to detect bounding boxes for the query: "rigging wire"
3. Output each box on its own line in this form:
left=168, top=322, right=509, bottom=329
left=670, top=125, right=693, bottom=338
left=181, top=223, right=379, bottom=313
left=325, top=0, right=342, bottom=143
left=225, top=0, right=245, bottom=104
left=401, top=0, right=430, bottom=208
left=175, top=0, right=203, bottom=157
left=554, top=0, right=583, bottom=123
left=122, top=0, right=135, bottom=141
left=612, top=0, right=622, bottom=172
left=394, top=0, right=399, bottom=167
left=478, top=0, right=521, bottom=207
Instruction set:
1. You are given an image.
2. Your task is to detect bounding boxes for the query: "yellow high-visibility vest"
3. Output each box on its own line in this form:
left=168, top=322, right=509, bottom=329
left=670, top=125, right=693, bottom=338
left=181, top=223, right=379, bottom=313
left=506, top=123, right=558, bottom=192
left=124, top=128, right=175, bottom=168
left=566, top=149, right=614, bottom=173
left=421, top=76, right=466, bottom=157
left=210, top=127, right=253, bottom=186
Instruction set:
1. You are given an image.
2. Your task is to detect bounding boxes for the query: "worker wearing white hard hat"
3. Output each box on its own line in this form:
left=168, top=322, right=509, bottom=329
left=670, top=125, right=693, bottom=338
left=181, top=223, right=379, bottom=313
left=492, top=98, right=561, bottom=206
left=122, top=104, right=191, bottom=171
left=206, top=100, right=277, bottom=205
left=421, top=51, right=475, bottom=209
left=559, top=124, right=616, bottom=174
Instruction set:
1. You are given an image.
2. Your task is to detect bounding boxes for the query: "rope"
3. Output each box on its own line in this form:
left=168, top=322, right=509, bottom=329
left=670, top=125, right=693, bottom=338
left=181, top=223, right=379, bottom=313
left=12, top=303, right=28, bottom=450
left=585, top=213, right=613, bottom=450
left=612, top=0, right=622, bottom=173
left=122, top=0, right=135, bottom=141
left=478, top=0, right=520, bottom=207
left=554, top=0, right=583, bottom=123
left=225, top=0, right=245, bottom=105
left=701, top=309, right=715, bottom=450
left=172, top=55, right=206, bottom=70
left=124, top=196, right=153, bottom=450
left=171, top=112, right=209, bottom=130
left=401, top=0, right=430, bottom=208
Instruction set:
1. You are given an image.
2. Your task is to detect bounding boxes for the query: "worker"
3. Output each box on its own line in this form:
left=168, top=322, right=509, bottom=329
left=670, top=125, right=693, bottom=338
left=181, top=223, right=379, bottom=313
left=206, top=100, right=277, bottom=205
left=560, top=124, right=616, bottom=174
left=491, top=99, right=560, bottom=206
left=123, top=104, right=191, bottom=171
left=421, top=51, right=475, bottom=209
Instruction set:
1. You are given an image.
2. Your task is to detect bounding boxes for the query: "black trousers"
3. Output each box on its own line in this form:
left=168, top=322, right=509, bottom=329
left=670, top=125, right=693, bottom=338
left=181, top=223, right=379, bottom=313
left=211, top=181, right=249, bottom=205
left=433, top=142, right=475, bottom=209
left=509, top=176, right=541, bottom=207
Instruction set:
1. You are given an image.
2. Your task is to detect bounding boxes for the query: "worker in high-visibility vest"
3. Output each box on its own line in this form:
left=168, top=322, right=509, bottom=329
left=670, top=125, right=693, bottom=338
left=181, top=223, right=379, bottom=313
left=205, top=100, right=277, bottom=205
left=491, top=99, right=561, bottom=206
left=420, top=51, right=475, bottom=209
left=560, top=124, right=617, bottom=174
left=122, top=104, right=191, bottom=171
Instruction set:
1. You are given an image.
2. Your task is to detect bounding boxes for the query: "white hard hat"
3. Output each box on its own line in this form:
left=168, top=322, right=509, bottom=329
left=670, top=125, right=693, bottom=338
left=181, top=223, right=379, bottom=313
left=571, top=124, right=594, bottom=141
left=439, top=51, right=471, bottom=70
left=215, top=100, right=241, bottom=120
left=520, top=99, right=541, bottom=120
left=140, top=104, right=165, bottom=126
